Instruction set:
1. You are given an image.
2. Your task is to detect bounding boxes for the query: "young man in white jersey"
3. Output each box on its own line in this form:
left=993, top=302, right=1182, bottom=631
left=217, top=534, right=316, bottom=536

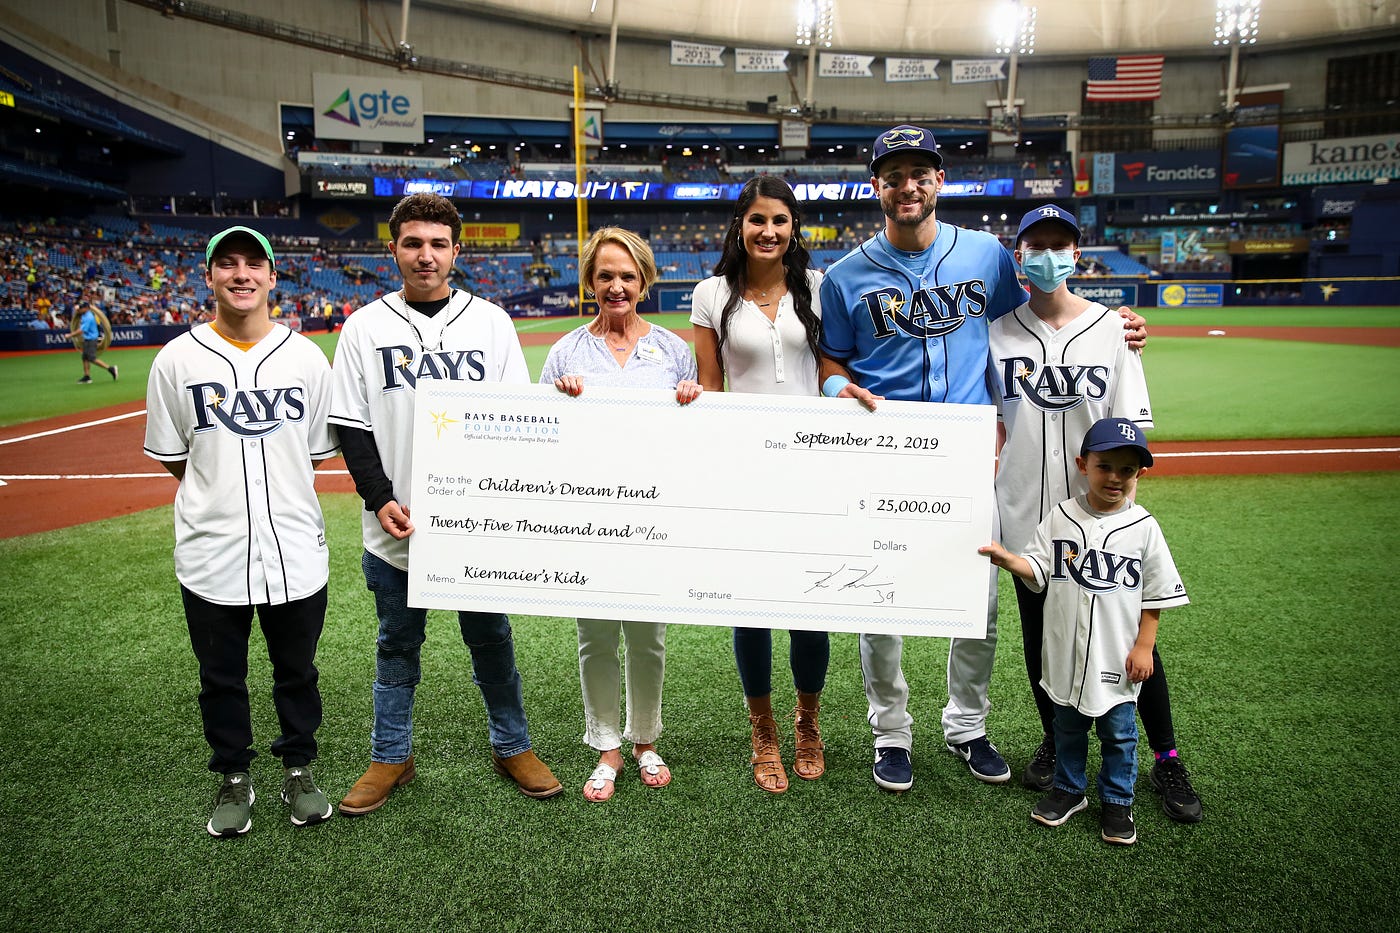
left=145, top=226, right=338, bottom=837
left=331, top=194, right=562, bottom=814
left=990, top=205, right=1203, bottom=822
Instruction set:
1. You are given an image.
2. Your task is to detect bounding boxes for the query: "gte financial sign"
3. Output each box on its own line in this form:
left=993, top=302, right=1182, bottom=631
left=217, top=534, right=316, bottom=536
left=313, top=73, right=424, bottom=144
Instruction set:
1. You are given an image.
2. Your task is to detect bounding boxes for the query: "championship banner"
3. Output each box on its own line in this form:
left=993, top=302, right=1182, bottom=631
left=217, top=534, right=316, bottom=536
left=735, top=49, right=789, bottom=73
left=885, top=57, right=940, bottom=82
left=819, top=53, right=874, bottom=78
left=951, top=59, right=1006, bottom=84
left=671, top=40, right=725, bottom=67
left=313, top=73, right=424, bottom=144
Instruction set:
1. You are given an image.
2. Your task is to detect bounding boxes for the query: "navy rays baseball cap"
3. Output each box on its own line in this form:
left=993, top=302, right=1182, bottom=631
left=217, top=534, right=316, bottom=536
left=206, top=225, right=276, bottom=269
left=1080, top=417, right=1153, bottom=467
left=1016, top=204, right=1081, bottom=242
left=870, top=124, right=943, bottom=175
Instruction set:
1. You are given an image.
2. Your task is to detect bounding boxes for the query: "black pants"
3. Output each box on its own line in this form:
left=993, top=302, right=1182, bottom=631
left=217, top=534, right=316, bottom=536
left=1014, top=577, right=1177, bottom=754
left=182, top=585, right=327, bottom=774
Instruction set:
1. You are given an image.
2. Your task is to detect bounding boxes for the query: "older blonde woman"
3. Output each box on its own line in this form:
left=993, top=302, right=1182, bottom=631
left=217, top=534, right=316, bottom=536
left=540, top=227, right=701, bottom=801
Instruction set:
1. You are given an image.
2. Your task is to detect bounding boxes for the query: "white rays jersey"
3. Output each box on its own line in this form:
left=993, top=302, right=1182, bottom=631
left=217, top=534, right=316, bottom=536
left=1022, top=496, right=1189, bottom=716
left=989, top=301, right=1152, bottom=552
left=329, top=289, right=528, bottom=570
left=144, top=323, right=337, bottom=606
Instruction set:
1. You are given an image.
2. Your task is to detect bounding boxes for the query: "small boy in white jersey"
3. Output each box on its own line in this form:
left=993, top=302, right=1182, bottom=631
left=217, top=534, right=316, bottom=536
left=980, top=418, right=1189, bottom=845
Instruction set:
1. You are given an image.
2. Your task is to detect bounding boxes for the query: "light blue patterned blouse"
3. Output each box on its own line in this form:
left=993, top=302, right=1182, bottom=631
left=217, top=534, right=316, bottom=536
left=539, top=323, right=698, bottom=390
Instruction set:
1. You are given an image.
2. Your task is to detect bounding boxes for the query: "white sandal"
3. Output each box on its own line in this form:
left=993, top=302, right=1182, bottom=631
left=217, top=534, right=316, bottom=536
left=584, top=762, right=618, bottom=802
left=634, top=750, right=671, bottom=787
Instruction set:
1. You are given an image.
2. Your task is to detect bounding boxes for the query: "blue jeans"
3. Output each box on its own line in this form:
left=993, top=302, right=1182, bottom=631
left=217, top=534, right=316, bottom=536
left=733, top=627, right=829, bottom=697
left=1052, top=701, right=1138, bottom=806
left=362, top=551, right=531, bottom=762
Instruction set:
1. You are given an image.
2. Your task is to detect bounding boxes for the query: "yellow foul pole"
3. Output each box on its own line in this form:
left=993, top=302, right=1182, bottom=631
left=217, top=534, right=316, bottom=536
left=573, top=66, right=589, bottom=316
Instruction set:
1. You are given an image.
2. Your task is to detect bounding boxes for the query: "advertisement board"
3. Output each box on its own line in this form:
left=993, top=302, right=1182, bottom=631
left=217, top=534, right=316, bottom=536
left=1157, top=283, right=1224, bottom=307
left=313, top=73, right=424, bottom=144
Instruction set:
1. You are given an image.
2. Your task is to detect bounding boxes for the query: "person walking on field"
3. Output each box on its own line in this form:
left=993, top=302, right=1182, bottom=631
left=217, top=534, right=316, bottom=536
left=71, top=301, right=117, bottom=383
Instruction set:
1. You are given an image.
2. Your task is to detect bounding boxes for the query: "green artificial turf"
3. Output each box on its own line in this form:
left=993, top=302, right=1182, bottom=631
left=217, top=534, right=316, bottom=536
left=2, top=473, right=1398, bottom=930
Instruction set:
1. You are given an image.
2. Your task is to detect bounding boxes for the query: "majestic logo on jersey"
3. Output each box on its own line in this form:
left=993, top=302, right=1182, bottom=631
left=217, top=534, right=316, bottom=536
left=378, top=346, right=487, bottom=391
left=859, top=281, right=989, bottom=339
left=187, top=382, right=307, bottom=438
left=998, top=357, right=1110, bottom=412
left=1051, top=540, right=1142, bottom=593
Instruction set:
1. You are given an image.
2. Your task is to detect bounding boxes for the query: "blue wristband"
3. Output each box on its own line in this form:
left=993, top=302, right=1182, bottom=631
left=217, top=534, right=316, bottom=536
left=822, top=375, right=851, bottom=398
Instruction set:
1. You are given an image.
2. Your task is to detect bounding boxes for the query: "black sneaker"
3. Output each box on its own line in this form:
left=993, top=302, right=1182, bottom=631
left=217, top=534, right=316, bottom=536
left=872, top=747, right=913, bottom=791
left=110, top=364, right=119, bottom=382
left=77, top=375, right=93, bottom=384
left=1031, top=787, right=1087, bottom=826
left=947, top=735, right=1011, bottom=783
left=1100, top=802, right=1137, bottom=844
left=1150, top=757, right=1204, bottom=823
left=1022, top=735, right=1055, bottom=791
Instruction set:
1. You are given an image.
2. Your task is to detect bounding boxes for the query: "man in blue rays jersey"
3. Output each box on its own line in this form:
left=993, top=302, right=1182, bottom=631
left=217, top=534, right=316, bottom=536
left=818, top=125, right=1147, bottom=794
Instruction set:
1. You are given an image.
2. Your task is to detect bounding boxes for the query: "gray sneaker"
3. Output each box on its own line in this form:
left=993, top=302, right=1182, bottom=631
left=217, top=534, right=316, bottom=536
left=282, top=766, right=333, bottom=827
left=207, top=772, right=255, bottom=837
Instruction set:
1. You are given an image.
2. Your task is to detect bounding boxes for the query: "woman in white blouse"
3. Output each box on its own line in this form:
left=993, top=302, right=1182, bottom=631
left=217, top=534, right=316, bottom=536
left=690, top=176, right=828, bottom=794
left=542, top=226, right=701, bottom=802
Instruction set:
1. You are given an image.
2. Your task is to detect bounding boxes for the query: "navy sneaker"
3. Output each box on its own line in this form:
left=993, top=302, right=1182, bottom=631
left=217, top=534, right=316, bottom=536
left=1100, top=803, right=1138, bottom=844
left=1031, top=787, right=1087, bottom=827
left=872, top=747, right=913, bottom=791
left=1150, top=757, right=1204, bottom=823
left=947, top=735, right=1011, bottom=783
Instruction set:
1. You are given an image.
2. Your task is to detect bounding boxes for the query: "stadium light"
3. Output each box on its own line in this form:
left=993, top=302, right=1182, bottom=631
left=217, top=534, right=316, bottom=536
left=1215, top=0, right=1261, bottom=46
left=992, top=2, right=1036, bottom=56
left=795, top=0, right=835, bottom=48
left=1216, top=0, right=1262, bottom=112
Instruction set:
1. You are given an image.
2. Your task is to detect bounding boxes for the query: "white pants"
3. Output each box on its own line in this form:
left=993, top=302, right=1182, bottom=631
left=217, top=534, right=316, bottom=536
left=859, top=505, right=1001, bottom=749
left=577, top=618, right=666, bottom=750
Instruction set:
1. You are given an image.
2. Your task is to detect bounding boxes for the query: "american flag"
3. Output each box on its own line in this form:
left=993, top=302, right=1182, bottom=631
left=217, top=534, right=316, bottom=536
left=1085, top=55, right=1164, bottom=101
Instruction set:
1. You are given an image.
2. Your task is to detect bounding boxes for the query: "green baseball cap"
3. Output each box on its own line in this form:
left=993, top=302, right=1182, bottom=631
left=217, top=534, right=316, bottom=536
left=205, top=225, right=276, bottom=269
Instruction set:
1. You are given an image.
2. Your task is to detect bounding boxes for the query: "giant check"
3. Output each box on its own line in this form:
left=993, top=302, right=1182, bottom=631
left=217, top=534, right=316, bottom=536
left=407, top=384, right=995, bottom=638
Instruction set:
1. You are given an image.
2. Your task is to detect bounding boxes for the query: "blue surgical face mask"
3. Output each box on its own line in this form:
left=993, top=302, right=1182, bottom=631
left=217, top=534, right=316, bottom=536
left=1020, top=248, right=1077, bottom=292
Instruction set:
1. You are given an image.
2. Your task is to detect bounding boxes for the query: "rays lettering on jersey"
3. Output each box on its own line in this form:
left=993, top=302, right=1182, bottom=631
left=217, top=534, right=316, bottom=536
left=1051, top=540, right=1142, bottom=593
left=998, top=358, right=1110, bottom=412
left=188, top=382, right=307, bottom=438
left=858, top=280, right=989, bottom=339
left=377, top=345, right=487, bottom=390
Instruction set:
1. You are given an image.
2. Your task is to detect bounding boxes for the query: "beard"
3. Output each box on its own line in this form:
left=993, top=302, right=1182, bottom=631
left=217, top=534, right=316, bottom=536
left=880, top=190, right=937, bottom=227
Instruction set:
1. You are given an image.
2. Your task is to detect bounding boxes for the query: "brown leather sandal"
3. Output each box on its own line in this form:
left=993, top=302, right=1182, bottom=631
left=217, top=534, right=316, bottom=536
left=749, top=712, right=789, bottom=793
left=793, top=700, right=825, bottom=780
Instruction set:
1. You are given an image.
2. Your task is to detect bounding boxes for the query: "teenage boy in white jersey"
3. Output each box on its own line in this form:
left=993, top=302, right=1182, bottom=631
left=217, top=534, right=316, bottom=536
left=331, top=193, right=562, bottom=814
left=145, top=226, right=338, bottom=837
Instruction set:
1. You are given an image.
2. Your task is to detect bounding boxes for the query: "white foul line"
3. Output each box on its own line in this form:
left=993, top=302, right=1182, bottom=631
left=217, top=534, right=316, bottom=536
left=0, top=409, right=147, bottom=446
left=1155, top=446, right=1400, bottom=458
left=0, top=470, right=353, bottom=481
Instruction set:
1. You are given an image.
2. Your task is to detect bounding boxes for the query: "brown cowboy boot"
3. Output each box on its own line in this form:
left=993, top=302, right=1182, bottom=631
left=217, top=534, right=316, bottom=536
left=338, top=756, right=416, bottom=815
left=491, top=749, right=564, bottom=799
left=750, top=711, right=788, bottom=793
left=794, top=692, right=825, bottom=780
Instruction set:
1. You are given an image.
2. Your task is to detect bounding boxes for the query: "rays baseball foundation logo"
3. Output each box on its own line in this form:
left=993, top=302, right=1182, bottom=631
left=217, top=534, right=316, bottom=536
left=859, top=281, right=989, bottom=339
left=188, top=382, right=307, bottom=438
left=1051, top=540, right=1142, bottom=593
left=998, top=358, right=1110, bottom=412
